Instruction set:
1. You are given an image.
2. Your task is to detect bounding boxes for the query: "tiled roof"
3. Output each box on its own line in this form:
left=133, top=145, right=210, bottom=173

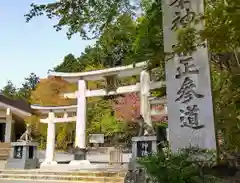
left=0, top=95, right=32, bottom=114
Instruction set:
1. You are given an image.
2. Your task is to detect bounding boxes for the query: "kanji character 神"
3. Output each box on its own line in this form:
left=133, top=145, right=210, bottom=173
left=170, top=0, right=190, bottom=9
left=171, top=9, right=195, bottom=31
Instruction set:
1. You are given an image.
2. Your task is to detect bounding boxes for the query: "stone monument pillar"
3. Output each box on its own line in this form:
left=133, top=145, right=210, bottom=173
left=125, top=136, right=157, bottom=183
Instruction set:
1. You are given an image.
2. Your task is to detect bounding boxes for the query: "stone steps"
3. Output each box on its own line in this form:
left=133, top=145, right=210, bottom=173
left=0, top=143, right=11, bottom=160
left=0, top=169, right=126, bottom=183
left=0, top=169, right=126, bottom=176
left=0, top=178, right=96, bottom=183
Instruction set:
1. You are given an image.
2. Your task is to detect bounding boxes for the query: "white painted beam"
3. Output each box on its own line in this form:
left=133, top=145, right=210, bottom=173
left=150, top=81, right=165, bottom=90
left=86, top=83, right=141, bottom=97
left=40, top=116, right=77, bottom=123
left=150, top=109, right=167, bottom=116
left=61, top=92, right=78, bottom=99
left=48, top=62, right=147, bottom=82
left=31, top=105, right=77, bottom=114
left=64, top=81, right=165, bottom=99
left=149, top=97, right=166, bottom=105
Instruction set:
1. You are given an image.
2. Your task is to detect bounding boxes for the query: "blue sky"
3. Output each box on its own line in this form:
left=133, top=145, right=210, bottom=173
left=0, top=0, right=96, bottom=89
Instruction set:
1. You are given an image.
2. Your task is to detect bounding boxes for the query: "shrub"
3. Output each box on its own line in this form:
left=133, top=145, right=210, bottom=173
left=138, top=147, right=221, bottom=183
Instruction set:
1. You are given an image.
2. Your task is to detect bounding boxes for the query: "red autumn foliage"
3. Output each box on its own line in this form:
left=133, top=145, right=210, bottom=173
left=113, top=92, right=140, bottom=122
left=113, top=93, right=167, bottom=123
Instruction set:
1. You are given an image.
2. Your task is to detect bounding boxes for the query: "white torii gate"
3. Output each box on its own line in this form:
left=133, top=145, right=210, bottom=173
left=31, top=105, right=77, bottom=165
left=31, top=61, right=166, bottom=165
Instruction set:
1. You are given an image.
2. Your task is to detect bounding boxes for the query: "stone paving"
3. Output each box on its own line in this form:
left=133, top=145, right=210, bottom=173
left=0, top=151, right=131, bottom=171
left=37, top=150, right=132, bottom=163
left=0, top=151, right=129, bottom=182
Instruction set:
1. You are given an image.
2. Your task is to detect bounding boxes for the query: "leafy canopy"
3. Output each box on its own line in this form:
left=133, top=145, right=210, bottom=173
left=25, top=0, right=138, bottom=39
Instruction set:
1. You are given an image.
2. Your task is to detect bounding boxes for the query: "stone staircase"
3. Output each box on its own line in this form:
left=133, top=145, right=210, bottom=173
left=0, top=143, right=11, bottom=160
left=0, top=169, right=126, bottom=182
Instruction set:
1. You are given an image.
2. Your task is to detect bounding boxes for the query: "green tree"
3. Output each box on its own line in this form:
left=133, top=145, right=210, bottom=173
left=17, top=73, right=39, bottom=102
left=212, top=67, right=240, bottom=152
left=133, top=1, right=164, bottom=70
left=96, top=13, right=137, bottom=67
left=54, top=48, right=105, bottom=72
left=56, top=123, right=76, bottom=150
left=25, top=0, right=138, bottom=39
left=54, top=53, right=84, bottom=72
left=25, top=0, right=240, bottom=70
left=1, top=73, right=39, bottom=102
left=1, top=80, right=17, bottom=99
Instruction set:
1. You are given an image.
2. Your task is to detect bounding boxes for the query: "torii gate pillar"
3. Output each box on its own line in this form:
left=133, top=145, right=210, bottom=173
left=41, top=112, right=57, bottom=166
left=74, top=79, right=87, bottom=160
